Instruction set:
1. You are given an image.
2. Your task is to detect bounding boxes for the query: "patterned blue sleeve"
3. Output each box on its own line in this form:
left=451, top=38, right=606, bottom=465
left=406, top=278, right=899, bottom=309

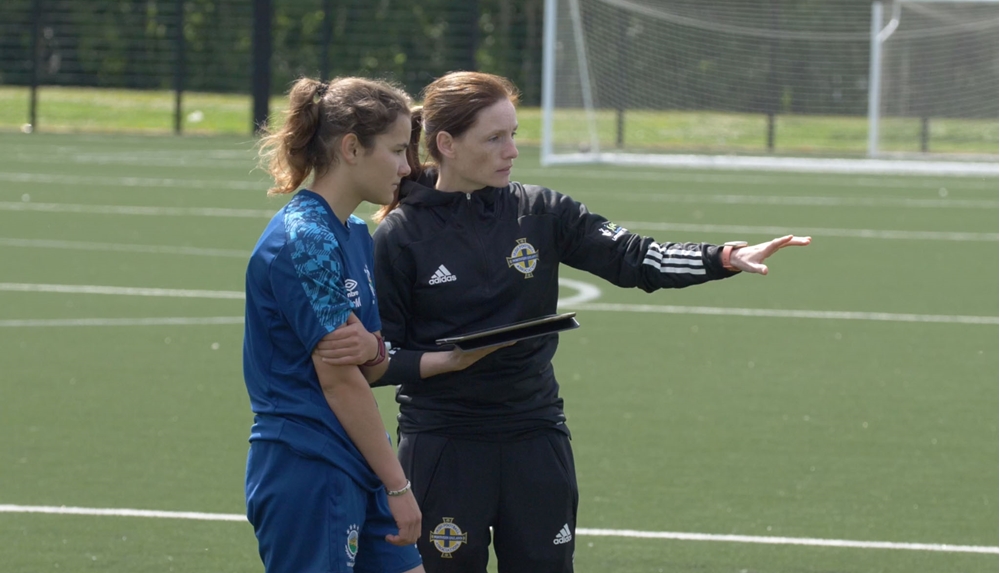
left=272, top=201, right=352, bottom=351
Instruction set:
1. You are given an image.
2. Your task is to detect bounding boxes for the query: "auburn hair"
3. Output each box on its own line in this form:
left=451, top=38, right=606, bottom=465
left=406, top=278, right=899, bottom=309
left=373, top=71, right=520, bottom=222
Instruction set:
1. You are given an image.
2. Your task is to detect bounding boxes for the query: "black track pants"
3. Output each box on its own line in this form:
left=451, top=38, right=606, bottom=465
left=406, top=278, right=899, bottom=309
left=398, top=431, right=578, bottom=573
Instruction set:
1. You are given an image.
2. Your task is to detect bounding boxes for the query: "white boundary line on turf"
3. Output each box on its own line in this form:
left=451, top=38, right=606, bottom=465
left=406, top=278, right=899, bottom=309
left=0, top=201, right=1000, bottom=242
left=0, top=505, right=245, bottom=522
left=0, top=172, right=265, bottom=191
left=543, top=152, right=999, bottom=177
left=2, top=169, right=996, bottom=193
left=617, top=221, right=997, bottom=242
left=574, top=527, right=999, bottom=554
left=10, top=154, right=252, bottom=169
left=573, top=192, right=999, bottom=209
left=0, top=280, right=600, bottom=304
left=515, top=167, right=999, bottom=190
left=2, top=282, right=994, bottom=326
left=0, top=283, right=245, bottom=299
left=0, top=505, right=995, bottom=554
left=0, top=238, right=250, bottom=258
left=0, top=317, right=244, bottom=327
left=5, top=194, right=997, bottom=216
left=560, top=302, right=998, bottom=326
left=0, top=280, right=602, bottom=326
left=0, top=202, right=275, bottom=218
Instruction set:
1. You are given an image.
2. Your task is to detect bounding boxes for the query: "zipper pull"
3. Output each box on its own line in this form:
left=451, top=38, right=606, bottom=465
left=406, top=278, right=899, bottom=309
left=466, top=193, right=471, bottom=201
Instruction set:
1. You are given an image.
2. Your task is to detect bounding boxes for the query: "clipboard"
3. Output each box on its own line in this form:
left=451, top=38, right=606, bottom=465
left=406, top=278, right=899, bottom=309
left=435, top=312, right=580, bottom=351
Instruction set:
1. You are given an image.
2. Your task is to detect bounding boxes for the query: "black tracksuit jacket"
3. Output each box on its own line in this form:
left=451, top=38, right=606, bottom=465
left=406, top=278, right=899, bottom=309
left=373, top=172, right=738, bottom=440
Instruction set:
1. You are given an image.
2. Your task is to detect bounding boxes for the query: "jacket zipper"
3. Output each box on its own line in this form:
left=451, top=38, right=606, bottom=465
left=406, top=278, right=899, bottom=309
left=464, top=192, right=494, bottom=300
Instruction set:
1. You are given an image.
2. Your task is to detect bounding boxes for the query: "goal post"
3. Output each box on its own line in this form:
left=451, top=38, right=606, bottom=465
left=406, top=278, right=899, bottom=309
left=869, top=0, right=999, bottom=157
left=540, top=0, right=998, bottom=175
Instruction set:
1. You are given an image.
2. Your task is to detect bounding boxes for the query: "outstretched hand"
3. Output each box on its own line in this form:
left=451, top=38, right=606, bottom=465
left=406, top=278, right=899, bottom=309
left=729, top=235, right=811, bottom=275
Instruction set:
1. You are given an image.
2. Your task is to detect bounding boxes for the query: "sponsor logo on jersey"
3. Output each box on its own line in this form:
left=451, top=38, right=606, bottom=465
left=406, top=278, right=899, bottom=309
left=553, top=523, right=573, bottom=545
left=345, top=524, right=360, bottom=566
left=506, top=238, right=539, bottom=278
left=430, top=517, right=467, bottom=557
left=428, top=264, right=457, bottom=285
left=344, top=278, right=362, bottom=308
left=599, top=221, right=627, bottom=241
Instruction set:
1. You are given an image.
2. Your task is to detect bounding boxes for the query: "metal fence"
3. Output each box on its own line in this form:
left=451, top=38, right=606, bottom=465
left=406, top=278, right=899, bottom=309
left=0, top=0, right=541, bottom=134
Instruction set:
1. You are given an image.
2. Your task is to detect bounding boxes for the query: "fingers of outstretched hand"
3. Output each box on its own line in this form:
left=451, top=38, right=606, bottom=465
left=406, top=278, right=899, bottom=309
left=753, top=235, right=811, bottom=261
left=772, top=235, right=811, bottom=250
left=770, top=234, right=794, bottom=249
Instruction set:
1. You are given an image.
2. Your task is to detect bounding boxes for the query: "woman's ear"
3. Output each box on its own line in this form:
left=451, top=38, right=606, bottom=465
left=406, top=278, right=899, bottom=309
left=340, top=133, right=361, bottom=165
left=436, top=131, right=455, bottom=160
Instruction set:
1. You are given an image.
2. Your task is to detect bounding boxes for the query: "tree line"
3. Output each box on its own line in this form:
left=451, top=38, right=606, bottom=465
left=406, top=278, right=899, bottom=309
left=0, top=0, right=994, bottom=117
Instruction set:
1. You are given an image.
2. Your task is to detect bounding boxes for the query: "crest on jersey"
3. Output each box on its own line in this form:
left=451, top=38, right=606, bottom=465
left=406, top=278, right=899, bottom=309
left=506, top=238, right=539, bottom=278
left=599, top=221, right=627, bottom=241
left=345, top=524, right=359, bottom=566
left=430, top=518, right=468, bottom=558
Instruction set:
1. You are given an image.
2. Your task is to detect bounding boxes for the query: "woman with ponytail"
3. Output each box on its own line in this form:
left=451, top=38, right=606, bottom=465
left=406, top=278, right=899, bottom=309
left=242, top=76, right=428, bottom=573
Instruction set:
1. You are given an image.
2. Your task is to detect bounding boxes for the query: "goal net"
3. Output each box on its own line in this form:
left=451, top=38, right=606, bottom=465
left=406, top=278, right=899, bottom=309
left=541, top=0, right=998, bottom=173
left=875, top=1, right=998, bottom=158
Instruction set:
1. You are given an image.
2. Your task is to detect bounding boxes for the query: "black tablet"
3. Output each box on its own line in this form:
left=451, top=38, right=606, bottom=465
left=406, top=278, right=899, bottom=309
left=435, top=312, right=580, bottom=351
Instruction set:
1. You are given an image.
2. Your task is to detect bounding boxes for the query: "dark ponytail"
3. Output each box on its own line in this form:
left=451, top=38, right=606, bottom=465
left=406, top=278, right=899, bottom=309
left=405, top=107, right=424, bottom=181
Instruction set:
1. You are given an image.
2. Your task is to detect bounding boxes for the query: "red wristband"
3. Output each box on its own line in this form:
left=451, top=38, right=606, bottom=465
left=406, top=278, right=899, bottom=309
left=362, top=333, right=387, bottom=367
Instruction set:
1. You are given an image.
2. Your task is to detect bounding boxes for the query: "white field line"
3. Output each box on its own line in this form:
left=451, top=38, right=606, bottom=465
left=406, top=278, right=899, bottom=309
left=1, top=283, right=994, bottom=326
left=575, top=527, right=999, bottom=554
left=0, top=280, right=599, bottom=327
left=0, top=505, right=246, bottom=522
left=0, top=317, right=243, bottom=327
left=12, top=152, right=252, bottom=169
left=574, top=192, right=998, bottom=209
left=2, top=169, right=996, bottom=194
left=0, top=283, right=245, bottom=299
left=560, top=302, right=998, bottom=326
left=0, top=202, right=275, bottom=218
left=0, top=279, right=599, bottom=304
left=514, top=167, right=999, bottom=190
left=4, top=194, right=996, bottom=219
left=0, top=238, right=250, bottom=258
left=617, top=221, right=997, bottom=242
left=0, top=505, right=995, bottom=554
left=3, top=204, right=993, bottom=243
left=541, top=153, right=999, bottom=177
left=0, top=172, right=265, bottom=191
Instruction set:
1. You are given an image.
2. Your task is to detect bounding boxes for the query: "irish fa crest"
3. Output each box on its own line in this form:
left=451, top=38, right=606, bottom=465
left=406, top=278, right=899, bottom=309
left=430, top=518, right=467, bottom=558
left=506, top=238, right=539, bottom=278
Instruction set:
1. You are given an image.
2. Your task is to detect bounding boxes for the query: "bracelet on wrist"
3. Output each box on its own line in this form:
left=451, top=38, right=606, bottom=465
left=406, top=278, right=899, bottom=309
left=362, top=333, right=387, bottom=367
left=386, top=479, right=411, bottom=497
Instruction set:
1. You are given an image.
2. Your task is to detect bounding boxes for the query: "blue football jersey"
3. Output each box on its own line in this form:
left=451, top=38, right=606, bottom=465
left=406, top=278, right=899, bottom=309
left=242, top=190, right=382, bottom=490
